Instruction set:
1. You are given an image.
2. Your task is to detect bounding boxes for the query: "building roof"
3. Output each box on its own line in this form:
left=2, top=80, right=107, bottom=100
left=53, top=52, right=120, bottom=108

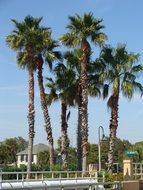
left=17, top=143, right=49, bottom=155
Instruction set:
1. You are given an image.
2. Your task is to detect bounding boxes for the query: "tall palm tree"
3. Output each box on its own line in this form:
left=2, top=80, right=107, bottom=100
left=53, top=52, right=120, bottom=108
left=64, top=50, right=82, bottom=170
left=36, top=37, right=61, bottom=169
left=99, top=44, right=143, bottom=173
left=6, top=15, right=59, bottom=172
left=60, top=12, right=107, bottom=171
left=6, top=16, right=41, bottom=174
left=65, top=50, right=103, bottom=171
left=46, top=63, right=77, bottom=170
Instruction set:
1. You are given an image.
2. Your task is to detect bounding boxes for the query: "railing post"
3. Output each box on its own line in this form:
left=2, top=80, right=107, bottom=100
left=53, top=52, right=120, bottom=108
left=35, top=172, right=37, bottom=180
left=52, top=171, right=54, bottom=179
left=103, top=171, right=105, bottom=183
left=0, top=170, right=2, bottom=189
left=67, top=171, right=69, bottom=179
left=82, top=172, right=84, bottom=178
left=95, top=172, right=98, bottom=182
left=42, top=173, right=43, bottom=180
left=75, top=172, right=77, bottom=179
left=16, top=173, right=19, bottom=180
left=22, top=173, right=24, bottom=181
left=117, top=182, right=121, bottom=190
left=141, top=163, right=143, bottom=179
left=59, top=172, right=61, bottom=179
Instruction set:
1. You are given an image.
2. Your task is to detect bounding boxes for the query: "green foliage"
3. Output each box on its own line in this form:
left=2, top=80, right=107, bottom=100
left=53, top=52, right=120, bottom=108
left=2, top=166, right=24, bottom=180
left=37, top=151, right=50, bottom=167
left=31, top=163, right=44, bottom=171
left=105, top=172, right=123, bottom=182
left=60, top=12, right=107, bottom=47
left=51, top=164, right=62, bottom=171
left=124, top=141, right=143, bottom=162
left=87, top=138, right=132, bottom=170
left=19, top=164, right=27, bottom=171
left=114, top=139, right=131, bottom=163
left=68, top=147, right=77, bottom=170
left=87, top=144, right=98, bottom=164
left=0, top=137, right=28, bottom=166
left=2, top=166, right=22, bottom=172
left=15, top=136, right=28, bottom=152
left=46, top=62, right=77, bottom=107
left=99, top=44, right=143, bottom=101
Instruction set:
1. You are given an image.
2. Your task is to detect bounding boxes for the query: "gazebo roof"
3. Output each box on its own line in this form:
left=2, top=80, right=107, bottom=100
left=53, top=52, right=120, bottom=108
left=17, top=143, right=49, bottom=155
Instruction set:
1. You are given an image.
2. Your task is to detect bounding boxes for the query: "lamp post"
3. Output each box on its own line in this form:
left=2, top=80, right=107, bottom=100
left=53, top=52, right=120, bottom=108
left=98, top=126, right=106, bottom=171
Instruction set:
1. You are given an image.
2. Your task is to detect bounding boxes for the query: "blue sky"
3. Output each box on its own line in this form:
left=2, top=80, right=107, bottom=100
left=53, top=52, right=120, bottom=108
left=0, top=0, right=143, bottom=147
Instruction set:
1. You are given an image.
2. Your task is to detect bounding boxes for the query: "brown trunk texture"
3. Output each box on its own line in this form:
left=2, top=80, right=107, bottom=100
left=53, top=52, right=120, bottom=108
left=37, top=58, right=54, bottom=169
left=27, top=69, right=35, bottom=177
left=80, top=38, right=90, bottom=172
left=77, top=84, right=82, bottom=171
left=61, top=101, right=69, bottom=170
left=107, top=94, right=119, bottom=173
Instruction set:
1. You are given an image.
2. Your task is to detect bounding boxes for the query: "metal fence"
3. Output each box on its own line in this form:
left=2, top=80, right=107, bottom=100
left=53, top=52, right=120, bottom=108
left=0, top=171, right=101, bottom=181
left=133, top=162, right=143, bottom=179
left=0, top=171, right=121, bottom=190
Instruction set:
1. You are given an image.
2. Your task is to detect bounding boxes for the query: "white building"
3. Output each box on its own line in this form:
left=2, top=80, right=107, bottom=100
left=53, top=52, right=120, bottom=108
left=17, top=143, right=49, bottom=167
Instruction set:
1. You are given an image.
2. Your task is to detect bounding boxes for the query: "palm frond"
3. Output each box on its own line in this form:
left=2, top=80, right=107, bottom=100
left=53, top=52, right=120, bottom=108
left=132, top=81, right=143, bottom=96
left=60, top=33, right=80, bottom=47
left=46, top=89, right=58, bottom=105
left=103, top=84, right=109, bottom=99
left=121, top=80, right=134, bottom=99
left=131, top=64, right=143, bottom=73
left=66, top=111, right=71, bottom=121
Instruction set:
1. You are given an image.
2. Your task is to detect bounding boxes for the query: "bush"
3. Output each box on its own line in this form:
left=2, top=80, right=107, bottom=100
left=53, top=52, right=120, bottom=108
left=51, top=164, right=62, bottom=171
left=105, top=172, right=123, bottom=182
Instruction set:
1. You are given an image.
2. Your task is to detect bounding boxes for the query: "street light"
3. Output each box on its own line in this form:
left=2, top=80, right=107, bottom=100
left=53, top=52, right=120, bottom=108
left=98, top=126, right=107, bottom=171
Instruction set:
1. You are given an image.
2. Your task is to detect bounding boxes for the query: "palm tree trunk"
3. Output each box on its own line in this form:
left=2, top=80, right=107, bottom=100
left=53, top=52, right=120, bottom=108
left=107, top=94, right=119, bottom=173
left=27, top=69, right=35, bottom=177
left=77, top=84, right=82, bottom=171
left=37, top=58, right=54, bottom=169
left=80, top=38, right=90, bottom=172
left=61, top=100, right=69, bottom=170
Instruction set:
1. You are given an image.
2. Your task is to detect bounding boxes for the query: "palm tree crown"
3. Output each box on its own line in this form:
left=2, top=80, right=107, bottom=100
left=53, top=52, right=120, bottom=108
left=100, top=44, right=143, bottom=99
left=6, top=15, right=61, bottom=172
left=60, top=12, right=107, bottom=171
left=99, top=44, right=143, bottom=172
left=60, top=12, right=107, bottom=47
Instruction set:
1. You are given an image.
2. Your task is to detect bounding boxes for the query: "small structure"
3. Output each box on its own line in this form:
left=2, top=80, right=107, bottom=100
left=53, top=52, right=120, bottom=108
left=17, top=143, right=49, bottom=167
left=88, top=164, right=98, bottom=174
left=123, top=159, right=133, bottom=181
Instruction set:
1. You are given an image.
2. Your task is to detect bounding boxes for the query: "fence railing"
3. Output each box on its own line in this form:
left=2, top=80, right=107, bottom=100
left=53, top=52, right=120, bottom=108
left=133, top=162, right=143, bottom=179
left=0, top=170, right=104, bottom=182
left=0, top=171, right=122, bottom=190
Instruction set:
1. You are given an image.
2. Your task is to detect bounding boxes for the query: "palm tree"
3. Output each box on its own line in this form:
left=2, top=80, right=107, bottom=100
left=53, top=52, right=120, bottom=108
left=36, top=37, right=61, bottom=169
left=6, top=16, right=41, bottom=174
left=99, top=44, right=143, bottom=173
left=64, top=50, right=82, bottom=170
left=46, top=63, right=77, bottom=170
left=60, top=12, right=107, bottom=171
left=65, top=50, right=103, bottom=171
left=6, top=15, right=59, bottom=172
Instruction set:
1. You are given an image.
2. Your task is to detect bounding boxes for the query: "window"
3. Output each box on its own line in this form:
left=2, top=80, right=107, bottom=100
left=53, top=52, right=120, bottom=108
left=32, top=155, right=34, bottom=162
left=26, top=155, right=28, bottom=162
left=21, top=155, right=24, bottom=162
left=25, top=155, right=34, bottom=162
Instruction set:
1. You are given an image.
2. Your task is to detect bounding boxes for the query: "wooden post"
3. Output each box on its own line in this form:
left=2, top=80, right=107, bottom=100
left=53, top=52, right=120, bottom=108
left=123, top=159, right=133, bottom=181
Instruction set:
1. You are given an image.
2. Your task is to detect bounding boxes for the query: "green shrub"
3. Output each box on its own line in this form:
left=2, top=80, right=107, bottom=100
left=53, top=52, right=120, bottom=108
left=105, top=172, right=123, bottom=182
left=51, top=164, right=62, bottom=171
